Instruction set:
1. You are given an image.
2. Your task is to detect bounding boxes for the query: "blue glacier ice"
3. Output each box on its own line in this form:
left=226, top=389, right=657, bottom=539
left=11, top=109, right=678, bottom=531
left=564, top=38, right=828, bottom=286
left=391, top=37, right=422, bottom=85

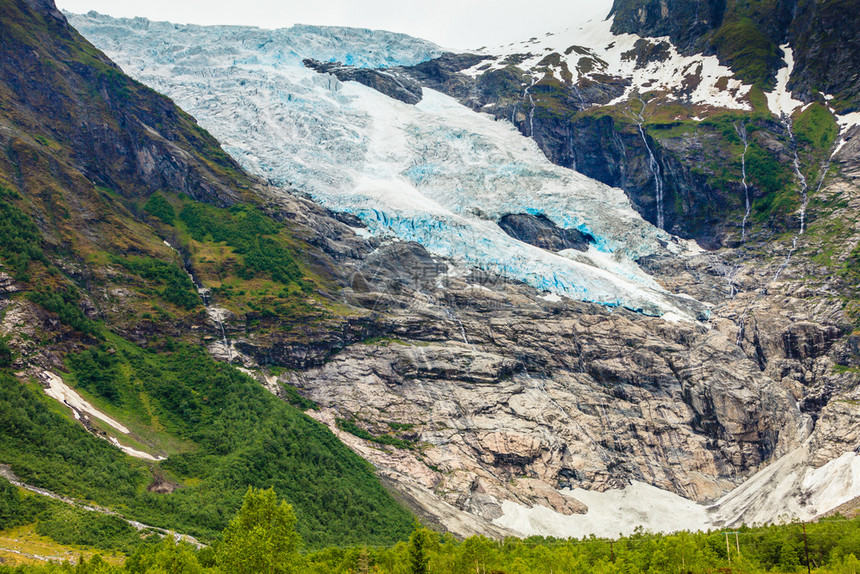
left=67, top=12, right=704, bottom=319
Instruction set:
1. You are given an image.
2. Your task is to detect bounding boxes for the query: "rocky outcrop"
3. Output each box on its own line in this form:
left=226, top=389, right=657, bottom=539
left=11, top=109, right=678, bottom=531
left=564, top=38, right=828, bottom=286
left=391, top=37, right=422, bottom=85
left=608, top=0, right=727, bottom=52
left=609, top=0, right=860, bottom=110
left=498, top=213, right=593, bottom=252
left=257, top=234, right=833, bottom=523
left=406, top=52, right=491, bottom=101
left=788, top=0, right=860, bottom=112
left=303, top=59, right=424, bottom=104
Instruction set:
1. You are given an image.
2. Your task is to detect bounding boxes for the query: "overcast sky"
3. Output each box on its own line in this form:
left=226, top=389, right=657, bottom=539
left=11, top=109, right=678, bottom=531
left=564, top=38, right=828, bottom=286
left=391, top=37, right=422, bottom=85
left=54, top=0, right=613, bottom=50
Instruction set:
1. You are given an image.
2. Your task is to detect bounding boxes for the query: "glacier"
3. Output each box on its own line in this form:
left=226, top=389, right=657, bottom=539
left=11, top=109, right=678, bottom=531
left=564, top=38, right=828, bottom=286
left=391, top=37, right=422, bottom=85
left=68, top=12, right=703, bottom=318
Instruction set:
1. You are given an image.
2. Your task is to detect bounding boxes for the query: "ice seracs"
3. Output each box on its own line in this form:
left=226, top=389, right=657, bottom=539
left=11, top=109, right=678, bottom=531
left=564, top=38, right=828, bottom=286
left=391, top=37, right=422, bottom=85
left=69, top=11, right=705, bottom=319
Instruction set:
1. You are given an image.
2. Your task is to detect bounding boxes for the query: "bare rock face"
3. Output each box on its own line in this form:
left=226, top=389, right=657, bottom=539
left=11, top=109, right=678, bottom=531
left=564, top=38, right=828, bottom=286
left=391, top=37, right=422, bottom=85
left=269, top=231, right=835, bottom=528
left=225, top=152, right=860, bottom=532
left=0, top=272, right=20, bottom=295
left=497, top=213, right=593, bottom=252
left=302, top=59, right=424, bottom=105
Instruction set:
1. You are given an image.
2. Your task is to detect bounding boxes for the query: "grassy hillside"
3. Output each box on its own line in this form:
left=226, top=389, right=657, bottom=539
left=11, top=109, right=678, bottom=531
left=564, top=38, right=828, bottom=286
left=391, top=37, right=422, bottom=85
left=0, top=0, right=413, bottom=549
left=0, top=343, right=413, bottom=547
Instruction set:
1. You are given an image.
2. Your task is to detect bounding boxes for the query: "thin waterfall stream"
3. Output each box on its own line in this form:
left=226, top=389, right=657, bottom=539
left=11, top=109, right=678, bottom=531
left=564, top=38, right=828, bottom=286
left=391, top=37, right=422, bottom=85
left=626, top=98, right=665, bottom=229
left=163, top=240, right=233, bottom=362
left=735, top=122, right=751, bottom=242
left=523, top=76, right=538, bottom=137
left=772, top=115, right=810, bottom=283
left=735, top=115, right=832, bottom=348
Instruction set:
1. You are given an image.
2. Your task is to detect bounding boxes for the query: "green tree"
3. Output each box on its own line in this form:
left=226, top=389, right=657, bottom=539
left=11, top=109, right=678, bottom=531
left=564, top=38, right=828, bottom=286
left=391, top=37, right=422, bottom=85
left=74, top=554, right=116, bottom=574
left=124, top=537, right=203, bottom=574
left=143, top=193, right=176, bottom=225
left=0, top=337, right=12, bottom=368
left=217, top=487, right=302, bottom=574
left=408, top=528, right=430, bottom=574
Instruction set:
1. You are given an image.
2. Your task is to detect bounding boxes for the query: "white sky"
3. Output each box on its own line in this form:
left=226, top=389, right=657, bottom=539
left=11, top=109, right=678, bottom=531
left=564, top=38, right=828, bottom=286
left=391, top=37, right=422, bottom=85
left=54, top=0, right=613, bottom=50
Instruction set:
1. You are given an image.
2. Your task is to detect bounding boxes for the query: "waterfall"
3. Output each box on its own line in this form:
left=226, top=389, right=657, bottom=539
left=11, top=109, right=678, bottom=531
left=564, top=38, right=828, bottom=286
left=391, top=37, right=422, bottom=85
left=522, top=76, right=538, bottom=137
left=627, top=99, right=665, bottom=230
left=736, top=301, right=752, bottom=348
left=211, top=308, right=233, bottom=362
left=772, top=115, right=810, bottom=283
left=786, top=117, right=809, bottom=235
left=567, top=124, right=577, bottom=171
left=736, top=116, right=833, bottom=350
left=734, top=122, right=751, bottom=242
left=162, top=240, right=232, bottom=362
left=445, top=307, right=473, bottom=349
left=572, top=83, right=587, bottom=110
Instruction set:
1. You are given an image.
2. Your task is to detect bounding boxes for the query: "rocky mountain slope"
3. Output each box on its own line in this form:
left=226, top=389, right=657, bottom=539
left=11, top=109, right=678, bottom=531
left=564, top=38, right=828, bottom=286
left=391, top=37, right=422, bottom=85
left=61, top=0, right=860, bottom=540
left=609, top=0, right=860, bottom=107
left=395, top=10, right=857, bottom=249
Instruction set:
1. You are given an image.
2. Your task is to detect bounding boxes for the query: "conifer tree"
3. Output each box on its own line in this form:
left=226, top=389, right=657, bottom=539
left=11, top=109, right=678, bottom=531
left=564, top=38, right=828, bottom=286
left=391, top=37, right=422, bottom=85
left=408, top=528, right=430, bottom=574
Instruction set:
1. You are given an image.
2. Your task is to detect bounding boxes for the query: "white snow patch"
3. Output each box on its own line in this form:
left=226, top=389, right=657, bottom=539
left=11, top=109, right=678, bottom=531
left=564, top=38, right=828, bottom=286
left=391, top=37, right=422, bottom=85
left=494, top=481, right=711, bottom=538
left=473, top=16, right=750, bottom=111
left=660, top=311, right=690, bottom=323
left=559, top=244, right=664, bottom=288
left=43, top=371, right=130, bottom=434
left=108, top=437, right=164, bottom=462
left=765, top=45, right=804, bottom=117
left=711, top=444, right=860, bottom=527
left=540, top=292, right=562, bottom=303
left=42, top=371, right=165, bottom=461
left=837, top=111, right=860, bottom=133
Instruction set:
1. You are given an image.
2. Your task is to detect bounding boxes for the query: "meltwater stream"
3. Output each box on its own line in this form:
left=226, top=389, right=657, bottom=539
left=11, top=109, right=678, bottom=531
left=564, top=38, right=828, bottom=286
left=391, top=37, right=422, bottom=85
left=69, top=12, right=702, bottom=319
left=734, top=122, right=751, bottom=242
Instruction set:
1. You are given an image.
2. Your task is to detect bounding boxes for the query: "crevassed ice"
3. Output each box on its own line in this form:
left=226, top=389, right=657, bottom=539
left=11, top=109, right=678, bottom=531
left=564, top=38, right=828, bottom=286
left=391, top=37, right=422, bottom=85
left=68, top=12, right=701, bottom=318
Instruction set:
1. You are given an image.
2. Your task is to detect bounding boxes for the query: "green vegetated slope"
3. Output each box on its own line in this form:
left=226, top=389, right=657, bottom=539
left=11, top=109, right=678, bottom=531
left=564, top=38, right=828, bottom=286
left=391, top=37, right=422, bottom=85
left=0, top=340, right=412, bottom=547
left=0, top=0, right=412, bottom=549
left=707, top=0, right=789, bottom=90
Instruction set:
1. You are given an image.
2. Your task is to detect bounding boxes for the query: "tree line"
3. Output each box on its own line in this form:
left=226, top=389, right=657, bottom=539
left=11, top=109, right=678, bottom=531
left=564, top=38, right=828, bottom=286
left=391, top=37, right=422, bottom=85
left=3, top=485, right=860, bottom=574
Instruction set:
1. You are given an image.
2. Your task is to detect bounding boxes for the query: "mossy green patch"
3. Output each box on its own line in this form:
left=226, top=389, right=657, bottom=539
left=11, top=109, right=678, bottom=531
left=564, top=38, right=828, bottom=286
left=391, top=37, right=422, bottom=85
left=178, top=202, right=301, bottom=286
left=112, top=256, right=201, bottom=311
left=336, top=418, right=417, bottom=451
left=142, top=193, right=176, bottom=225
left=793, top=103, right=838, bottom=154
left=711, top=17, right=781, bottom=89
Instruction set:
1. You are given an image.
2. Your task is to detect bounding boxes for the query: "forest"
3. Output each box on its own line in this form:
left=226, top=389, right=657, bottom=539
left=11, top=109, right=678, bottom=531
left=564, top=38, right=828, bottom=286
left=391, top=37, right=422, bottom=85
left=3, top=484, right=860, bottom=574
